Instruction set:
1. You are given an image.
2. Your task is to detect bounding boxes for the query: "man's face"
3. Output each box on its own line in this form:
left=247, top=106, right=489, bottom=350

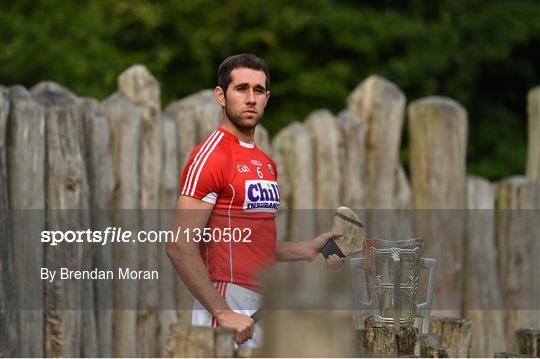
left=219, top=67, right=269, bottom=131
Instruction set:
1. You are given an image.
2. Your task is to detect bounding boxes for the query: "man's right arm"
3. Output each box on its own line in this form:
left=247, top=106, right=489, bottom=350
left=166, top=195, right=254, bottom=344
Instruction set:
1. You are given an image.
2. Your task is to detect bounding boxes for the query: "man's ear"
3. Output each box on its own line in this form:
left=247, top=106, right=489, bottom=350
left=214, top=86, right=226, bottom=107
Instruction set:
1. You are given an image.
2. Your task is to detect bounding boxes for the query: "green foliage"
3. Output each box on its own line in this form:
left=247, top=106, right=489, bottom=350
left=1, top=0, right=539, bottom=180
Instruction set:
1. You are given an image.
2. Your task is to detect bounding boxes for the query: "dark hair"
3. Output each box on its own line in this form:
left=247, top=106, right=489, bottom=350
left=217, top=53, right=270, bottom=93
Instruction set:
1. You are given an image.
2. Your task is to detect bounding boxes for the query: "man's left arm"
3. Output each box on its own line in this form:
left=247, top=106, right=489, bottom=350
left=276, top=231, right=344, bottom=264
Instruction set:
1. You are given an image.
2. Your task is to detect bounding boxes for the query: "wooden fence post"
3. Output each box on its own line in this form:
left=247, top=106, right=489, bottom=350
left=255, top=125, right=271, bottom=156
left=166, top=90, right=222, bottom=324
left=357, top=327, right=397, bottom=357
left=79, top=98, right=115, bottom=357
left=336, top=110, right=367, bottom=209
left=526, top=86, right=540, bottom=181
left=164, top=325, right=235, bottom=357
left=357, top=326, right=418, bottom=357
left=347, top=75, right=406, bottom=210
left=270, top=138, right=290, bottom=243
left=495, top=176, right=540, bottom=348
left=0, top=86, right=18, bottom=357
left=75, top=97, right=97, bottom=359
left=494, top=353, right=529, bottom=358
left=157, top=115, right=179, bottom=355
left=102, top=91, right=142, bottom=357
left=515, top=329, right=540, bottom=356
left=429, top=316, right=473, bottom=358
left=192, top=90, right=221, bottom=142
left=261, top=264, right=354, bottom=357
left=6, top=86, right=46, bottom=357
left=119, top=64, right=162, bottom=357
left=32, top=81, right=90, bottom=357
left=464, top=175, right=506, bottom=356
left=162, top=98, right=197, bottom=325
left=408, top=96, right=468, bottom=318
left=168, top=90, right=221, bottom=143
left=272, top=122, right=315, bottom=242
left=164, top=98, right=197, bottom=173
left=419, top=333, right=449, bottom=358
left=162, top=90, right=222, bottom=327
left=306, top=110, right=341, bottom=233
left=391, top=163, right=413, bottom=240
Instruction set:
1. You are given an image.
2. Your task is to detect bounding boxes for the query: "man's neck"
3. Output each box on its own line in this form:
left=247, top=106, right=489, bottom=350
left=221, top=118, right=255, bottom=144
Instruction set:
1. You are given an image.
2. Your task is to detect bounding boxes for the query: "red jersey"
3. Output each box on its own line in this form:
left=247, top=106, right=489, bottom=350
left=180, top=127, right=280, bottom=291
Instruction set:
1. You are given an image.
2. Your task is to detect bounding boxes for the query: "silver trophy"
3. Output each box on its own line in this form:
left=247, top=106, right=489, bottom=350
left=351, top=238, right=437, bottom=333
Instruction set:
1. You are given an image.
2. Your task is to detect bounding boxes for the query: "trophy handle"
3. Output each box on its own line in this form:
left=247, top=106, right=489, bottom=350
left=350, top=257, right=371, bottom=310
left=416, top=257, right=437, bottom=334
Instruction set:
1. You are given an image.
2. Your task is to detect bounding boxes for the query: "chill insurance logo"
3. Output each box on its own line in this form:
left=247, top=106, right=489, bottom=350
left=243, top=180, right=280, bottom=212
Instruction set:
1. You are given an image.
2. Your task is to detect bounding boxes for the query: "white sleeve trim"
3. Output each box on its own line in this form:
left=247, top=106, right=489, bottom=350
left=201, top=191, right=218, bottom=204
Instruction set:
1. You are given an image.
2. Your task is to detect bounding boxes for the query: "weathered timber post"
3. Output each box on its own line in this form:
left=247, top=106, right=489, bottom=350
left=391, top=163, right=413, bottom=240
left=0, top=86, right=17, bottom=357
left=261, top=264, right=354, bottom=357
left=357, top=327, right=397, bottom=357
left=235, top=348, right=263, bottom=358
left=102, top=91, right=142, bottom=357
left=257, top=124, right=291, bottom=244
left=164, top=325, right=235, bottom=357
left=255, top=124, right=271, bottom=156
left=335, top=111, right=370, bottom=330
left=419, top=333, right=448, bottom=358
left=118, top=65, right=161, bottom=212
left=429, top=316, right=473, bottom=358
left=162, top=91, right=223, bottom=326
left=408, top=96, right=468, bottom=318
left=421, top=346, right=449, bottom=357
left=270, top=136, right=290, bottom=243
left=77, top=102, right=97, bottom=359
left=163, top=97, right=197, bottom=173
left=163, top=94, right=225, bottom=325
left=157, top=115, right=179, bottom=355
left=168, top=89, right=221, bottom=143
left=357, top=317, right=419, bottom=357
left=515, top=329, right=540, bottom=356
left=118, top=64, right=161, bottom=110
left=526, top=86, right=540, bottom=181
left=73, top=98, right=99, bottom=358
left=357, top=326, right=418, bottom=357
left=162, top=97, right=199, bottom=325
left=79, top=98, right=115, bottom=357
left=464, top=175, right=506, bottom=356
left=192, top=90, right=221, bottom=142
left=32, top=81, right=90, bottom=357
left=347, top=75, right=406, bottom=210
left=494, top=353, right=529, bottom=358
left=6, top=86, right=45, bottom=357
left=336, top=110, right=367, bottom=209
left=272, top=122, right=315, bottom=242
left=306, top=110, right=341, bottom=233
left=495, top=176, right=540, bottom=348
left=118, top=64, right=162, bottom=357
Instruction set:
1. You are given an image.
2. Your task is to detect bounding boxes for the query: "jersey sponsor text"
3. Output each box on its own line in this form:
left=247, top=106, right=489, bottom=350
left=243, top=180, right=280, bottom=212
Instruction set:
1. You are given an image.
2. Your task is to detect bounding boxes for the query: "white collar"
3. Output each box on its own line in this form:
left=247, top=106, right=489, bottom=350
left=239, top=140, right=255, bottom=149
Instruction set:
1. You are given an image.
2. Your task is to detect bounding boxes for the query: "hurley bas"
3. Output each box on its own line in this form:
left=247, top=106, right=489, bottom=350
left=41, top=267, right=159, bottom=282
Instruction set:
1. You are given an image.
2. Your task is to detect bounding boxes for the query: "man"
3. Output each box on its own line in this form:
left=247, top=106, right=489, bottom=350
left=167, top=53, right=343, bottom=348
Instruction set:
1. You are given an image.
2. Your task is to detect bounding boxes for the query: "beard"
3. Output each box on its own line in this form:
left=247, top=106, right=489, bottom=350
left=224, top=101, right=263, bottom=131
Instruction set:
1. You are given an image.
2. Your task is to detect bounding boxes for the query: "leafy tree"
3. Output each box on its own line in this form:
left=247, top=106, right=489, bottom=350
left=1, top=0, right=539, bottom=179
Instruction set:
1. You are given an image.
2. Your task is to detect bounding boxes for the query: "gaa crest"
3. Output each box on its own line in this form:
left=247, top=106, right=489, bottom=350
left=267, top=163, right=275, bottom=176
